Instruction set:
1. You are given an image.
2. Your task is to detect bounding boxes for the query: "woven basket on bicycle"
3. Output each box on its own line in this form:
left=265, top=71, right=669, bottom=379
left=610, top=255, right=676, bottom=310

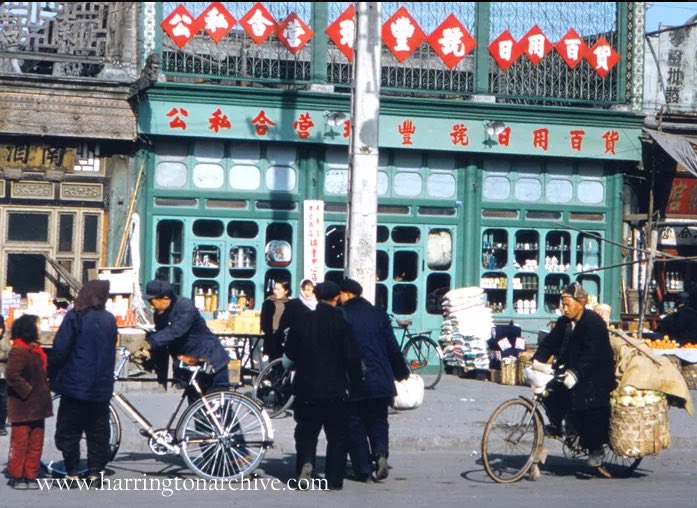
left=682, top=363, right=697, bottom=390
left=609, top=397, right=671, bottom=458
left=515, top=349, right=535, bottom=386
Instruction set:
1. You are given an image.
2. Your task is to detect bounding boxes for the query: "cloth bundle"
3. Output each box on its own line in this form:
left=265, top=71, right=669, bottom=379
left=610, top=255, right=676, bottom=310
left=440, top=287, right=492, bottom=371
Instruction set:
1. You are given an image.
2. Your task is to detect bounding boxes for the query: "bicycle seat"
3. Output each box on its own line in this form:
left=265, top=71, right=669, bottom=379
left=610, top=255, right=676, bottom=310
left=177, top=354, right=208, bottom=366
left=396, top=318, right=412, bottom=328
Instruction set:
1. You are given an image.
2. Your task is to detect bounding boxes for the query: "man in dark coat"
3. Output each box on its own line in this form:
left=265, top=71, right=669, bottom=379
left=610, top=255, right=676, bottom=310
left=340, top=278, right=410, bottom=482
left=657, top=292, right=697, bottom=345
left=284, top=281, right=363, bottom=490
left=532, top=282, right=616, bottom=471
left=143, top=279, right=230, bottom=400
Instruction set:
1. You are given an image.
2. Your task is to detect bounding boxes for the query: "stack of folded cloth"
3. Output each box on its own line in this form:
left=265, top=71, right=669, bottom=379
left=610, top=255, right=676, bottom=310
left=440, top=287, right=492, bottom=371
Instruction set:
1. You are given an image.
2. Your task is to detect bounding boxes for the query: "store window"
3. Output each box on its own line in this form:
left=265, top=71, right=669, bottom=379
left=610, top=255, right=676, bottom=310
left=58, top=214, right=75, bottom=252
left=427, top=230, right=452, bottom=270
left=324, top=169, right=348, bottom=194
left=192, top=245, right=221, bottom=277
left=155, top=267, right=183, bottom=295
left=156, top=220, right=183, bottom=265
left=155, top=162, right=187, bottom=188
left=392, top=284, right=417, bottom=314
left=515, top=178, right=542, bottom=201
left=193, top=219, right=224, bottom=237
left=83, top=215, right=99, bottom=253
left=377, top=171, right=389, bottom=196
left=393, top=172, right=422, bottom=197
left=8, top=213, right=49, bottom=242
left=230, top=165, right=261, bottom=190
left=394, top=252, right=418, bottom=282
left=325, top=225, right=345, bottom=268
left=427, top=173, right=456, bottom=198
left=376, top=250, right=389, bottom=281
left=193, top=163, right=225, bottom=189
left=266, top=166, right=296, bottom=192
left=391, top=226, right=420, bottom=244
left=228, top=221, right=259, bottom=238
left=7, top=254, right=45, bottom=295
left=482, top=175, right=511, bottom=200
left=577, top=180, right=604, bottom=204
left=265, top=223, right=292, bottom=267
left=546, top=179, right=573, bottom=203
left=426, top=273, right=451, bottom=314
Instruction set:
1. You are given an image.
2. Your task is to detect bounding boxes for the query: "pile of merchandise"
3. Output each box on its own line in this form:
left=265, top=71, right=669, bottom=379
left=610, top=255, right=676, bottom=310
left=440, top=287, right=492, bottom=372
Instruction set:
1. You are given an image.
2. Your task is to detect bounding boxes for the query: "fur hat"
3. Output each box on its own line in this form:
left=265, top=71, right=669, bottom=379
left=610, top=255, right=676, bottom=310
left=561, top=282, right=588, bottom=304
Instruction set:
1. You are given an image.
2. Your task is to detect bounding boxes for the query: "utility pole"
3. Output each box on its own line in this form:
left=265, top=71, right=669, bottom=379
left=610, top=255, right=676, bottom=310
left=346, top=2, right=381, bottom=303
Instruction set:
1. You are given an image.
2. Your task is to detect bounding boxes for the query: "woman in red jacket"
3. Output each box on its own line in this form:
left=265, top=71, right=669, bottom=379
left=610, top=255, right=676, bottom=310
left=5, top=314, right=53, bottom=490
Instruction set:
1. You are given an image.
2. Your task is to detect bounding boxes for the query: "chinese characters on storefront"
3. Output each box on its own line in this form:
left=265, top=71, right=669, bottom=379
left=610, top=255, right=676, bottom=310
left=303, top=200, right=325, bottom=284
left=2, top=143, right=76, bottom=171
left=161, top=4, right=619, bottom=75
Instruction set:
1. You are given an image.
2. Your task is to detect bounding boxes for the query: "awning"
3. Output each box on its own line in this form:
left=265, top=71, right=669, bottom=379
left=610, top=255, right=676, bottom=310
left=645, top=129, right=697, bottom=177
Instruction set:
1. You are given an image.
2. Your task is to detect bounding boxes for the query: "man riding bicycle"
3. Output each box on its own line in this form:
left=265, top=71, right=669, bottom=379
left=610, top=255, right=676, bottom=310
left=531, top=282, right=616, bottom=473
left=140, top=279, right=230, bottom=401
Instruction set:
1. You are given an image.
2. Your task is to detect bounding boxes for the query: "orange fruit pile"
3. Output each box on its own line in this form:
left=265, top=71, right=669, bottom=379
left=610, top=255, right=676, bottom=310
left=645, top=336, right=680, bottom=349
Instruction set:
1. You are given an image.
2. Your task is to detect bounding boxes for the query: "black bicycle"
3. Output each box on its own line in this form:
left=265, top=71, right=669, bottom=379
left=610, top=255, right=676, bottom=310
left=390, top=315, right=444, bottom=389
left=252, top=358, right=295, bottom=418
left=481, top=373, right=641, bottom=483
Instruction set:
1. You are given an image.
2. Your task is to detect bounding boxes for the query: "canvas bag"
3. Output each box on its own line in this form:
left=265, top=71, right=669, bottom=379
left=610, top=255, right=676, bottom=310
left=391, top=374, right=424, bottom=410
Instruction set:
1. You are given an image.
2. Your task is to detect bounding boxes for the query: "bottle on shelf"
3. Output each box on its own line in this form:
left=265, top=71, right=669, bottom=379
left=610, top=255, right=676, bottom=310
left=211, top=288, right=218, bottom=312
left=204, top=288, right=213, bottom=312
left=194, top=246, right=202, bottom=266
left=194, top=287, right=205, bottom=310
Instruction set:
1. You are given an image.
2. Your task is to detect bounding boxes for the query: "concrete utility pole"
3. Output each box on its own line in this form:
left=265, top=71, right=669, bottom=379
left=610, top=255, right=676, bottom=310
left=346, top=2, right=381, bottom=303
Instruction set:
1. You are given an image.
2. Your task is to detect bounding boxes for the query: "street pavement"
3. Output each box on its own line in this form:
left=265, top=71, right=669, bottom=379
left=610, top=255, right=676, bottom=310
left=2, top=373, right=696, bottom=506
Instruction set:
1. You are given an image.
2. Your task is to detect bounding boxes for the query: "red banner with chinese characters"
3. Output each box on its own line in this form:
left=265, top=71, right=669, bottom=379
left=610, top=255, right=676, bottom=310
left=666, top=177, right=697, bottom=216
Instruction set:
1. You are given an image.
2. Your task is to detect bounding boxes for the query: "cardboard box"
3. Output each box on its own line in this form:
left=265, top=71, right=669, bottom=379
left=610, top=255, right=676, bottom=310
left=227, top=311, right=261, bottom=335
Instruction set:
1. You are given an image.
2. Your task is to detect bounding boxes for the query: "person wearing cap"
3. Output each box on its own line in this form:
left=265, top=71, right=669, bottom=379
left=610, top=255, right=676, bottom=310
left=339, top=278, right=409, bottom=483
left=532, top=281, right=616, bottom=475
left=657, top=292, right=697, bottom=346
left=142, top=279, right=230, bottom=400
left=283, top=280, right=363, bottom=490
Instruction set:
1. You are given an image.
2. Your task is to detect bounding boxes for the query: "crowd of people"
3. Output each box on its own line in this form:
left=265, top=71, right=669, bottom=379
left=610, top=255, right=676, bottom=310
left=2, top=272, right=694, bottom=489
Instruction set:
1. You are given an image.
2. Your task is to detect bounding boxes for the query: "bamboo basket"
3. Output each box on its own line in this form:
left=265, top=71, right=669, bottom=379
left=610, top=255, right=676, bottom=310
left=500, top=357, right=517, bottom=385
left=682, top=363, right=697, bottom=390
left=609, top=398, right=671, bottom=458
left=516, top=350, right=535, bottom=385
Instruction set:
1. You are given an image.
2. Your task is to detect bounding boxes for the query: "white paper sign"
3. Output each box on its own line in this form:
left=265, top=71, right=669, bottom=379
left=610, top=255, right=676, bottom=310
left=303, top=200, right=325, bottom=284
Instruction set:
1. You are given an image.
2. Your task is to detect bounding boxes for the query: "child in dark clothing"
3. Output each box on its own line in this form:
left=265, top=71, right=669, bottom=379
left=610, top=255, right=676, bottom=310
left=5, top=315, right=53, bottom=490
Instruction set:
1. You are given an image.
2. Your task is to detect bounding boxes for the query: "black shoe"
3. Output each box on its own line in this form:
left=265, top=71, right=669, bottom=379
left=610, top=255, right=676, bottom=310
left=8, top=478, right=28, bottom=490
left=0, top=428, right=7, bottom=436
left=374, top=454, right=389, bottom=480
left=24, top=479, right=40, bottom=490
left=543, top=424, right=563, bottom=438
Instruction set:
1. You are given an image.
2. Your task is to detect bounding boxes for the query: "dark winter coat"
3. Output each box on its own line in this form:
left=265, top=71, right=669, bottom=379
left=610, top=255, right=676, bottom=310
left=342, top=296, right=410, bottom=400
left=6, top=346, right=53, bottom=423
left=49, top=309, right=118, bottom=402
left=278, top=298, right=313, bottom=337
left=533, top=309, right=616, bottom=411
left=147, top=295, right=230, bottom=373
left=285, top=302, right=363, bottom=403
left=261, top=297, right=287, bottom=360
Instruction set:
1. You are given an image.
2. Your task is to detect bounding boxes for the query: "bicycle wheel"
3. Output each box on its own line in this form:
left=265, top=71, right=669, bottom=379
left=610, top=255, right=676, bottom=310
left=176, top=390, right=273, bottom=481
left=403, top=336, right=443, bottom=389
left=252, top=358, right=295, bottom=418
left=481, top=399, right=543, bottom=483
left=598, top=447, right=642, bottom=478
left=41, top=394, right=122, bottom=477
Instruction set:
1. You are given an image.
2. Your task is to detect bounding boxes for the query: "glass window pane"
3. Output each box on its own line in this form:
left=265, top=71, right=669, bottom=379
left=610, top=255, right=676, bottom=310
left=83, top=215, right=99, bottom=253
left=427, top=230, right=452, bottom=269
left=393, top=172, right=422, bottom=197
left=8, top=213, right=49, bottom=242
left=515, top=178, right=542, bottom=201
left=156, top=220, right=183, bottom=265
left=426, top=273, right=451, bottom=314
left=392, top=284, right=417, bottom=314
left=324, top=169, right=348, bottom=194
left=193, top=219, right=224, bottom=237
left=391, top=227, right=420, bottom=243
left=377, top=171, right=389, bottom=196
left=266, top=166, right=296, bottom=191
left=376, top=251, right=389, bottom=281
left=325, top=226, right=345, bottom=269
left=427, top=173, right=455, bottom=198
left=154, top=162, right=187, bottom=188
left=229, top=165, right=261, bottom=190
left=227, top=221, right=259, bottom=238
left=546, top=179, right=573, bottom=203
left=482, top=176, right=510, bottom=200
left=192, top=163, right=224, bottom=189
left=394, top=251, right=418, bottom=282
left=7, top=254, right=45, bottom=296
left=578, top=181, right=604, bottom=204
left=58, top=214, right=74, bottom=252
left=192, top=140, right=224, bottom=162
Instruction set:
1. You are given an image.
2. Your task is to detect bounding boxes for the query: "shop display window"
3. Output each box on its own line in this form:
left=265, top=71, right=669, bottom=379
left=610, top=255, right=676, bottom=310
left=514, top=230, right=539, bottom=271
left=482, top=229, right=508, bottom=270
left=192, top=281, right=220, bottom=313
left=192, top=245, right=221, bottom=278
left=227, top=220, right=258, bottom=239
left=265, top=223, right=292, bottom=267
left=325, top=225, right=345, bottom=269
left=265, top=166, right=296, bottom=192
left=426, top=273, right=450, bottom=315
left=228, top=281, right=256, bottom=311
left=394, top=251, right=418, bottom=282
left=59, top=214, right=74, bottom=253
left=229, top=246, right=256, bottom=277
left=156, top=220, right=183, bottom=265
left=392, top=283, right=417, bottom=315
left=375, top=284, right=388, bottom=311
left=544, top=274, right=570, bottom=313
left=576, top=234, right=601, bottom=271
left=513, top=273, right=538, bottom=314
left=544, top=231, right=571, bottom=272
left=193, top=219, right=224, bottom=238
left=154, top=162, right=187, bottom=188
left=391, top=226, right=420, bottom=244
left=427, top=230, right=452, bottom=270
left=376, top=250, right=389, bottom=282
left=83, top=215, right=100, bottom=253
left=377, top=226, right=389, bottom=243
left=8, top=212, right=49, bottom=242
left=229, top=165, right=261, bottom=190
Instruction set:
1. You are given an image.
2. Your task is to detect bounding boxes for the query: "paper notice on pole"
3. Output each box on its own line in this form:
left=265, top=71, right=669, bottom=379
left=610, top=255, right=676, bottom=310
left=303, top=200, right=325, bottom=284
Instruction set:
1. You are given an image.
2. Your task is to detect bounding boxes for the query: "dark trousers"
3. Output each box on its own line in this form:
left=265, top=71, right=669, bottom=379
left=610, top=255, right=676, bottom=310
left=543, top=386, right=610, bottom=454
left=55, top=396, right=111, bottom=475
left=0, top=379, right=7, bottom=429
left=7, top=420, right=44, bottom=480
left=348, top=398, right=390, bottom=477
left=293, top=399, right=350, bottom=488
left=184, top=367, right=230, bottom=405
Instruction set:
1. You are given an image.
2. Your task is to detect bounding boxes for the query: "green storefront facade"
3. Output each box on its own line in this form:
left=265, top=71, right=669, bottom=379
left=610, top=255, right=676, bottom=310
left=133, top=2, right=645, bottom=339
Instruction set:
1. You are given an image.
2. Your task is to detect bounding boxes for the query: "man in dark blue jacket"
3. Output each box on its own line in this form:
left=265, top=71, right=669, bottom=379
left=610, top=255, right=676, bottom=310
left=143, top=279, right=230, bottom=400
left=340, top=278, right=410, bottom=483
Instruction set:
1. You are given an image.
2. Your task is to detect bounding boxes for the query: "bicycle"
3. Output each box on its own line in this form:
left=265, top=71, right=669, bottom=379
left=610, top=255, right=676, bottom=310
left=41, top=346, right=274, bottom=481
left=390, top=315, right=444, bottom=389
left=252, top=358, right=295, bottom=418
left=481, top=370, right=642, bottom=483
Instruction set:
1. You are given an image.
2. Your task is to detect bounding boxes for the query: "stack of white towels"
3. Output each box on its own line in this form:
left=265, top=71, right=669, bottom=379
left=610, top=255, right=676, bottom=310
left=440, top=287, right=492, bottom=371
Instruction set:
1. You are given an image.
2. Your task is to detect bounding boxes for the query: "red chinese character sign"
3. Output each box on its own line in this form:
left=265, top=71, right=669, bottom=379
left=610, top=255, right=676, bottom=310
left=489, top=30, right=522, bottom=70
left=586, top=37, right=620, bottom=78
left=555, top=28, right=588, bottom=69
left=325, top=4, right=355, bottom=62
left=428, top=14, right=476, bottom=69
left=277, top=13, right=313, bottom=54
left=161, top=5, right=201, bottom=48
left=200, top=2, right=236, bottom=43
left=209, top=108, right=231, bottom=133
left=251, top=110, right=276, bottom=136
left=294, top=113, right=315, bottom=139
left=167, top=107, right=189, bottom=130
left=520, top=25, right=551, bottom=65
left=239, top=2, right=277, bottom=44
left=382, top=7, right=426, bottom=63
